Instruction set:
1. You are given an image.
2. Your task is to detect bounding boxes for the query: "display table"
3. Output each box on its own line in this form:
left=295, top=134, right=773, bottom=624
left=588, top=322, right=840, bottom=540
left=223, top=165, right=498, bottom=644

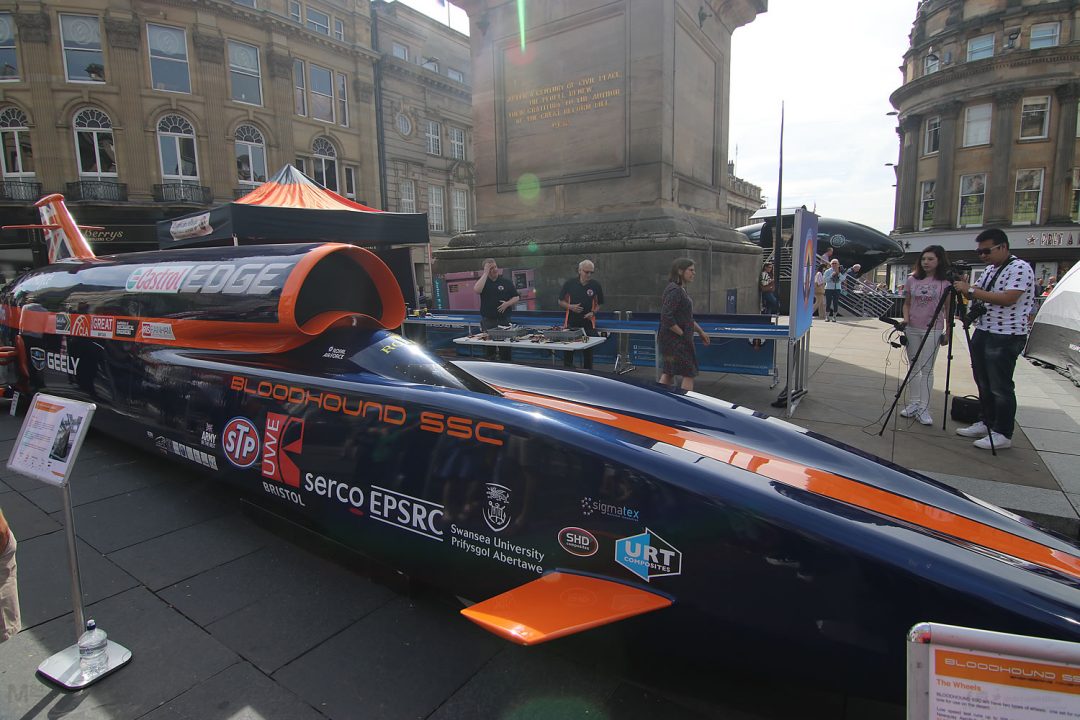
left=453, top=334, right=607, bottom=364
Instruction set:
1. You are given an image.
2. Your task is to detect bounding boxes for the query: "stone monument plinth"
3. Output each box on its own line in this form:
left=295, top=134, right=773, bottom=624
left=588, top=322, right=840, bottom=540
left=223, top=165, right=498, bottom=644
left=436, top=0, right=767, bottom=313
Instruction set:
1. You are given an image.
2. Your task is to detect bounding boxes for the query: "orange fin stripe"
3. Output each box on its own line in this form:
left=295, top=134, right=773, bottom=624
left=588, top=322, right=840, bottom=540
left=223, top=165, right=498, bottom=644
left=460, top=571, right=671, bottom=645
left=500, top=389, right=1080, bottom=582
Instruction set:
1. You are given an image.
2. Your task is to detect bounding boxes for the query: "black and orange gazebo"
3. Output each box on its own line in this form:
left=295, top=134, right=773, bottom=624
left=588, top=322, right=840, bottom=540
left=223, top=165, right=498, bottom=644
left=156, top=165, right=428, bottom=250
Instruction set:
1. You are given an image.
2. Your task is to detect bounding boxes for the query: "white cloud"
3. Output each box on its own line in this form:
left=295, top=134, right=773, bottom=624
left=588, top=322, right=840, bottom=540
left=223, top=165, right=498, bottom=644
left=730, top=0, right=919, bottom=232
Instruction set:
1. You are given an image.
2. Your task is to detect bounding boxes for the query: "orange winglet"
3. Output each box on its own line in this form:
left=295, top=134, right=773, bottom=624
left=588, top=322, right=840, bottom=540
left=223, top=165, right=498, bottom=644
left=460, top=572, right=672, bottom=645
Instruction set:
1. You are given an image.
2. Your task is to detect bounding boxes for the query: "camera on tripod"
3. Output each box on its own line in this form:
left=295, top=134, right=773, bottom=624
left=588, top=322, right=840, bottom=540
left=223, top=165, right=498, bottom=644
left=945, top=260, right=971, bottom=283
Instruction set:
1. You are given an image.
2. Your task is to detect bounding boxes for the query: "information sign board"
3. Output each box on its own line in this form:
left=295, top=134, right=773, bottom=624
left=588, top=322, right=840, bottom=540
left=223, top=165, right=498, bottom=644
left=7, top=393, right=96, bottom=487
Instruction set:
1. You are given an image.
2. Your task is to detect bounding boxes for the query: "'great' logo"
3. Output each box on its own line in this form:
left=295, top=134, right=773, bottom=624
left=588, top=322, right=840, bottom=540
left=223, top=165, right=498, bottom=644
left=222, top=417, right=260, bottom=468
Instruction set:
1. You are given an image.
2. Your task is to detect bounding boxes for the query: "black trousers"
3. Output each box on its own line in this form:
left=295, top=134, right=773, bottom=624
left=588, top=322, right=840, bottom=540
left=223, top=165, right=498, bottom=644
left=563, top=325, right=599, bottom=369
left=480, top=317, right=511, bottom=361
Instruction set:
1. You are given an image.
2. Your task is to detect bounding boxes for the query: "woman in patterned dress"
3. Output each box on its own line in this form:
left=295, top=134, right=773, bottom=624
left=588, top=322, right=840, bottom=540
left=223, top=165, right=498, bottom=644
left=658, top=258, right=710, bottom=391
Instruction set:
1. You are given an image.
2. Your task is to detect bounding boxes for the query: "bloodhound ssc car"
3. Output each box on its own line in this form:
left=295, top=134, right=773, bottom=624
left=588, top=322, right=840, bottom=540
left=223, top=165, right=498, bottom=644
left=738, top=211, right=905, bottom=274
left=2, top=196, right=1079, bottom=698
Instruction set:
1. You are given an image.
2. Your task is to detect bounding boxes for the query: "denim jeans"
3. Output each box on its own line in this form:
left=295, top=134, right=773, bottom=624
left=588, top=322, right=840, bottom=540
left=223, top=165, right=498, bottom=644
left=969, top=329, right=1027, bottom=438
left=825, top=289, right=841, bottom=315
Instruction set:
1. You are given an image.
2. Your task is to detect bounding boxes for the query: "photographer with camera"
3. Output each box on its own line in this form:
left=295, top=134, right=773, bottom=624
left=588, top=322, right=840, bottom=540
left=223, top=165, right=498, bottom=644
left=951, top=228, right=1036, bottom=450
left=899, top=245, right=953, bottom=426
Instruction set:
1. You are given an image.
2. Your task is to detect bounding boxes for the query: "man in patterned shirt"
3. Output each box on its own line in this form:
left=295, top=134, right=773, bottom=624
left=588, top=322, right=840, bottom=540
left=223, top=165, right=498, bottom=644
left=952, top=228, right=1035, bottom=450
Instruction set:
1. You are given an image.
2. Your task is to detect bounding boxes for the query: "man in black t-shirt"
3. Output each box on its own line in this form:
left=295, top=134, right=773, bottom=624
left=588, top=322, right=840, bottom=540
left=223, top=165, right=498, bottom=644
left=473, top=257, right=520, bottom=360
left=557, top=259, right=604, bottom=369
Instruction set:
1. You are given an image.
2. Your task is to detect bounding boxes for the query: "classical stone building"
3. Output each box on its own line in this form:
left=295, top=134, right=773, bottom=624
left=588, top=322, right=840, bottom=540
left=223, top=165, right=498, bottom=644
left=371, top=0, right=471, bottom=291
left=726, top=160, right=763, bottom=228
left=889, top=0, right=1079, bottom=290
left=0, top=0, right=379, bottom=271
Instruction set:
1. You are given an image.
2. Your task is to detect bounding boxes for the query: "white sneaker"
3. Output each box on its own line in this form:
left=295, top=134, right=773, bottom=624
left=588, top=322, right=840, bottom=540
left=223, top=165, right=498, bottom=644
left=974, top=432, right=1011, bottom=450
left=917, top=409, right=933, bottom=426
left=956, top=421, right=988, bottom=438
left=899, top=402, right=919, bottom=418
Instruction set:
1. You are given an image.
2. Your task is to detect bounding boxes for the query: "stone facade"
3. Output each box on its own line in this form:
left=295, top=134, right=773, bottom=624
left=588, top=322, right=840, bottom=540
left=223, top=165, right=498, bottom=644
left=436, top=0, right=767, bottom=314
left=888, top=0, right=1079, bottom=289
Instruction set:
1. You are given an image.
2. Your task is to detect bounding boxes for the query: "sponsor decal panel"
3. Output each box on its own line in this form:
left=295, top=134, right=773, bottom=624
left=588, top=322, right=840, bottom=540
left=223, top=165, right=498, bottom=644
left=558, top=527, right=598, bottom=557
left=261, top=412, right=304, bottom=487
left=200, top=423, right=217, bottom=449
left=449, top=524, right=545, bottom=574
left=167, top=439, right=218, bottom=470
left=303, top=472, right=364, bottom=515
left=34, top=351, right=79, bottom=374
left=581, top=496, right=640, bottom=522
left=323, top=345, right=346, bottom=360
left=90, top=316, right=115, bottom=339
left=615, top=528, right=681, bottom=582
left=29, top=347, right=45, bottom=371
left=222, top=417, right=260, bottom=468
left=484, top=483, right=511, bottom=532
left=368, top=485, right=444, bottom=541
left=54, top=313, right=71, bottom=334
left=125, top=262, right=290, bottom=296
left=115, top=319, right=137, bottom=338
left=70, top=315, right=90, bottom=337
left=141, top=321, right=176, bottom=341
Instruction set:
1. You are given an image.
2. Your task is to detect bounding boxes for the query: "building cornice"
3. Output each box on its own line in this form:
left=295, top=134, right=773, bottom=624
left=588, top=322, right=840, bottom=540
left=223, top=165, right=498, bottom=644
left=383, top=58, right=471, bottom=101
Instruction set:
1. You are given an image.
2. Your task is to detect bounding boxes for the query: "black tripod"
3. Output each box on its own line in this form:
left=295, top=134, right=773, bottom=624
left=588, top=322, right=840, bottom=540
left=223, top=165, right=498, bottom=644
left=878, top=285, right=953, bottom=436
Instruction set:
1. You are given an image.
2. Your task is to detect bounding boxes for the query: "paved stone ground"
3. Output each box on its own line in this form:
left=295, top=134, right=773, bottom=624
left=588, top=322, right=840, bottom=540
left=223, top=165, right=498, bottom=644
left=0, top=316, right=1076, bottom=719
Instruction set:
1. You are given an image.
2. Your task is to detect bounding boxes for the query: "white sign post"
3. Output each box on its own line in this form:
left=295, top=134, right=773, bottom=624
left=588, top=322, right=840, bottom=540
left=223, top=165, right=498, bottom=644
left=7, top=393, right=132, bottom=689
left=908, top=622, right=1080, bottom=719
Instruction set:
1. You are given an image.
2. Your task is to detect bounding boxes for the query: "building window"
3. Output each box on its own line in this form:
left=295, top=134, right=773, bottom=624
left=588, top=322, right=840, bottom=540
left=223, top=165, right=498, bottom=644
left=233, top=0, right=256, bottom=7
left=392, top=43, right=409, bottom=61
left=344, top=166, right=356, bottom=199
left=1019, top=96, right=1050, bottom=139
left=309, top=64, right=334, bottom=123
left=0, top=13, right=19, bottom=81
left=448, top=67, right=464, bottom=83
left=336, top=72, right=348, bottom=127
left=311, top=137, right=337, bottom=191
left=61, top=14, right=105, bottom=83
left=1013, top=169, right=1043, bottom=225
left=396, top=112, right=412, bottom=136
left=966, top=34, right=994, bottom=62
left=400, top=179, right=415, bottom=212
left=289, top=1, right=301, bottom=23
left=963, top=103, right=992, bottom=147
left=234, top=124, right=267, bottom=186
left=306, top=8, right=330, bottom=35
left=919, top=180, right=935, bottom=230
left=1030, top=22, right=1060, bottom=49
left=228, top=41, right=262, bottom=105
left=1072, top=169, right=1080, bottom=223
left=449, top=126, right=465, bottom=160
left=452, top=188, right=468, bottom=232
left=923, top=116, right=940, bottom=155
left=0, top=107, right=33, bottom=178
left=294, top=59, right=306, bottom=116
left=421, top=57, right=439, bottom=72
left=156, top=114, right=199, bottom=183
left=74, top=108, right=116, bottom=177
left=334, top=18, right=344, bottom=42
left=147, top=24, right=190, bottom=93
left=294, top=157, right=306, bottom=175
left=923, top=54, right=939, bottom=76
left=957, top=173, right=986, bottom=227
left=426, top=120, right=442, bottom=156
left=428, top=184, right=444, bottom=232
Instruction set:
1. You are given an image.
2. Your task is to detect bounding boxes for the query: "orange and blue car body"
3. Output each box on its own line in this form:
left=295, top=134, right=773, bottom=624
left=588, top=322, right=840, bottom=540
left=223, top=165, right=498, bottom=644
left=1, top=196, right=1078, bottom=697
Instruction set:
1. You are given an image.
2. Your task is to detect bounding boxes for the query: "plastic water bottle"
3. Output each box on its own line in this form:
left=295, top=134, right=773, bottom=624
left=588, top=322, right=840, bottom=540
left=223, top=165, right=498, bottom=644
left=78, top=619, right=108, bottom=678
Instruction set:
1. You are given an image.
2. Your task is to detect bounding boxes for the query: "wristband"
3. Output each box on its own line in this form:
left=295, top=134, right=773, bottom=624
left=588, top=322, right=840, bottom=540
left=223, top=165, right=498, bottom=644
left=967, top=287, right=975, bottom=300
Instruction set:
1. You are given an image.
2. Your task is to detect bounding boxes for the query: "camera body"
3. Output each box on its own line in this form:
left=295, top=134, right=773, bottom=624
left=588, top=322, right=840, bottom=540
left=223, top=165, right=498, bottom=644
left=945, top=260, right=971, bottom=283
left=965, top=301, right=988, bottom=324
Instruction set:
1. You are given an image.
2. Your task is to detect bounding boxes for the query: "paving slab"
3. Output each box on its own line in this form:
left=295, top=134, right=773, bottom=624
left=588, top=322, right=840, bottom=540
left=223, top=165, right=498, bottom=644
left=0, top=491, right=62, bottom=542
left=0, top=587, right=237, bottom=720
left=1044, top=451, right=1080, bottom=494
left=1024, top=427, right=1080, bottom=455
left=275, top=593, right=505, bottom=720
left=140, top=661, right=325, bottom=720
left=1015, top=408, right=1080, bottom=432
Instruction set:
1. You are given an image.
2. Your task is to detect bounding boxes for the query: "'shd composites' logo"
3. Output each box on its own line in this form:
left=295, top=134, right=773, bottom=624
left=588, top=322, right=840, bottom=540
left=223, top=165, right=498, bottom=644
left=558, top=527, right=598, bottom=557
left=222, top=417, right=260, bottom=468
left=615, top=528, right=681, bottom=582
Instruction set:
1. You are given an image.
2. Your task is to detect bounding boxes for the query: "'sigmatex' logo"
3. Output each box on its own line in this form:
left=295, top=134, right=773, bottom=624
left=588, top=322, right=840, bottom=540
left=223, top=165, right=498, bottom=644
left=615, top=528, right=681, bottom=582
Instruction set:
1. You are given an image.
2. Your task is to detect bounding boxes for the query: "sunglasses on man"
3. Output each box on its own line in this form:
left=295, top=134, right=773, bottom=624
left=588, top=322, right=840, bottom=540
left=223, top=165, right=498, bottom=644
left=975, top=243, right=1002, bottom=256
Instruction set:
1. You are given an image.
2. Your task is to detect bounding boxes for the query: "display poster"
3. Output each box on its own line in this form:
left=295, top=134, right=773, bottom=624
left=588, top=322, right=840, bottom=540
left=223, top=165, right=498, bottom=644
left=7, top=393, right=95, bottom=487
left=790, top=209, right=818, bottom=340
left=930, top=646, right=1080, bottom=719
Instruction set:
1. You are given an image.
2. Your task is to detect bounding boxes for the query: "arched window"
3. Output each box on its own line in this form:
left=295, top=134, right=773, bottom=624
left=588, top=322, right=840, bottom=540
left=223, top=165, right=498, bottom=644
left=0, top=107, right=33, bottom=178
left=234, top=124, right=267, bottom=185
left=156, top=114, right=198, bottom=183
left=73, top=108, right=116, bottom=177
left=311, top=137, right=337, bottom=191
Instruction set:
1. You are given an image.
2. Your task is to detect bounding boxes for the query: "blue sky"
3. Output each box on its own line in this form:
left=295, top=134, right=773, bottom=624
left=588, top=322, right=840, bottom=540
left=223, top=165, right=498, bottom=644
left=398, top=0, right=918, bottom=233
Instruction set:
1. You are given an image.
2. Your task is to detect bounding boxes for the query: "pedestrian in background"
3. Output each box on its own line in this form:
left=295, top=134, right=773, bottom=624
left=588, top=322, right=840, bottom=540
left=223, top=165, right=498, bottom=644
left=900, top=245, right=952, bottom=426
left=760, top=262, right=779, bottom=315
left=658, top=258, right=710, bottom=391
left=822, top=259, right=844, bottom=321
left=473, top=258, right=520, bottom=361
left=952, top=228, right=1036, bottom=450
left=813, top=263, right=827, bottom=317
left=0, top=507, right=20, bottom=642
left=557, top=259, right=604, bottom=370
